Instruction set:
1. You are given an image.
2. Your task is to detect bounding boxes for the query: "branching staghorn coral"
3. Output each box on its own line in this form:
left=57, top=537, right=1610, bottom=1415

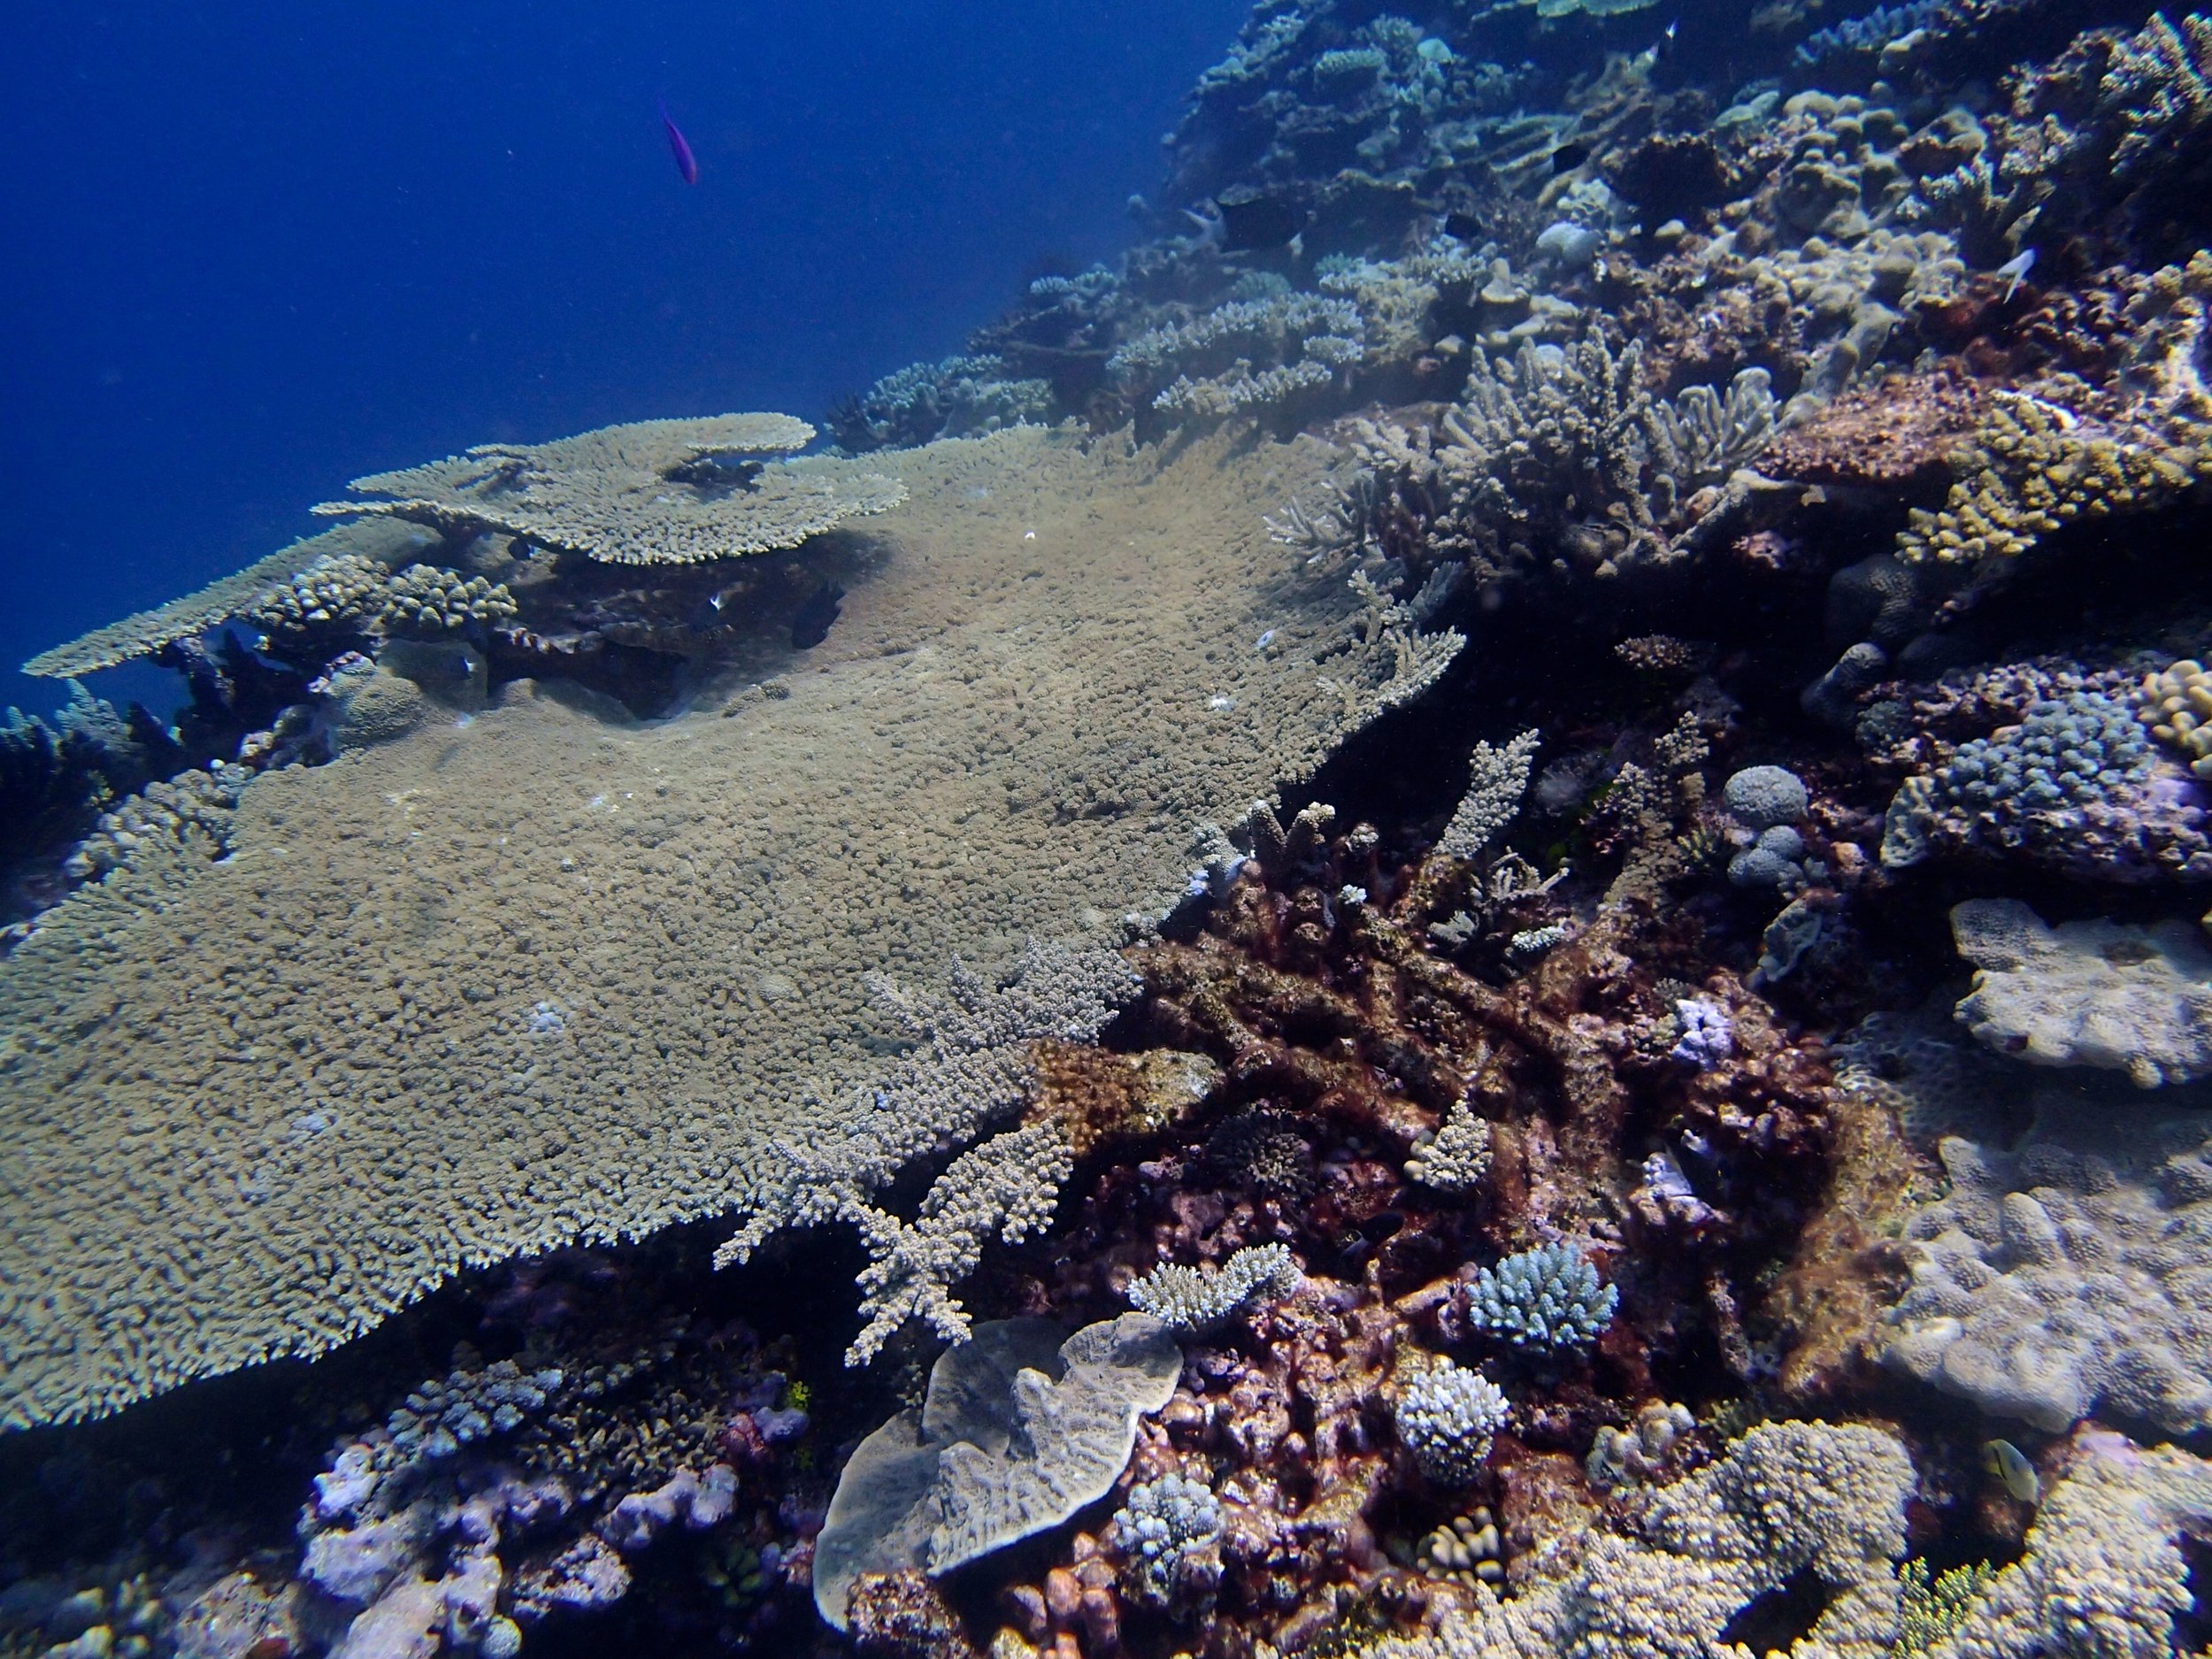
left=319, top=412, right=907, bottom=565
left=717, top=936, right=1137, bottom=1364
left=716, top=1121, right=1075, bottom=1365
left=1126, top=1241, right=1302, bottom=1331
left=1347, top=331, right=1776, bottom=579
left=1114, top=293, right=1365, bottom=423
left=1438, top=731, right=1541, bottom=862
left=2103, top=11, right=2212, bottom=181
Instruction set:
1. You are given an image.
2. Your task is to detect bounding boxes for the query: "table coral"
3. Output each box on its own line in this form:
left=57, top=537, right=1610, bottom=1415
left=0, top=427, right=1456, bottom=1431
left=319, top=412, right=906, bottom=565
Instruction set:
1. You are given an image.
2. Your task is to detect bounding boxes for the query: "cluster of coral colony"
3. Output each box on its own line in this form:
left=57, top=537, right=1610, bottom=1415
left=13, top=0, right=2212, bottom=1656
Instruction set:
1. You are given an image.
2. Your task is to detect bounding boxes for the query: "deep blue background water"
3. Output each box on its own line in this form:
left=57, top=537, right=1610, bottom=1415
left=1, top=0, right=1248, bottom=717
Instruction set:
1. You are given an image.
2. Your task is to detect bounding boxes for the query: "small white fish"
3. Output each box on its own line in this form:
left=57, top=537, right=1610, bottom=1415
left=1995, top=248, right=2035, bottom=303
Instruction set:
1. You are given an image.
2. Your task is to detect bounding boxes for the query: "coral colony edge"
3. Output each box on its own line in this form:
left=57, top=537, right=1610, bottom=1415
left=12, top=0, right=2212, bottom=1656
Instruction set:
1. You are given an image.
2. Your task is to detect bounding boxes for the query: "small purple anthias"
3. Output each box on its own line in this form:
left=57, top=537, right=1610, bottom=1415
left=657, top=97, right=698, bottom=185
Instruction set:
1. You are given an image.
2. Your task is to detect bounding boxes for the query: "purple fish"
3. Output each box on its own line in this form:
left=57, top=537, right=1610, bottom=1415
left=658, top=98, right=698, bottom=185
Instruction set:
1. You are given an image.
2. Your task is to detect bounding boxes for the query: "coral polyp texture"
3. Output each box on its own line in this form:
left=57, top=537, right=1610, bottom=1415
left=0, top=428, right=1455, bottom=1429
left=317, top=412, right=908, bottom=565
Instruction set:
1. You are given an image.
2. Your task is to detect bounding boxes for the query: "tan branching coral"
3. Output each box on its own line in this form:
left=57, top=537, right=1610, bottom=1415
left=317, top=412, right=906, bottom=565
left=0, top=427, right=1462, bottom=1430
left=1895, top=388, right=2212, bottom=565
left=1347, top=331, right=1775, bottom=580
left=21, top=518, right=435, bottom=678
left=1355, top=1421, right=1915, bottom=1659
left=376, top=564, right=519, bottom=636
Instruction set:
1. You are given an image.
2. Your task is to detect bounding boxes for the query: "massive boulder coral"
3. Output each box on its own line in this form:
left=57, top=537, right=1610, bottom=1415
left=1886, top=1108, right=2212, bottom=1432
left=0, top=427, right=1460, bottom=1429
left=317, top=411, right=907, bottom=565
left=1947, top=897, right=2212, bottom=1086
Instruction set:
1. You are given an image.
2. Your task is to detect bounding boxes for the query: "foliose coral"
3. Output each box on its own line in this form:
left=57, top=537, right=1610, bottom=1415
left=811, top=1314, right=1180, bottom=1628
left=1394, top=1358, right=1510, bottom=1484
left=1463, top=1242, right=1617, bottom=1353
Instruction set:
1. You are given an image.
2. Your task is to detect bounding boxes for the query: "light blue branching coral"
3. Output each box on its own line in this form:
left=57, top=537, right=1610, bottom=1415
left=1127, top=1242, right=1302, bottom=1332
left=1792, top=0, right=1945, bottom=71
left=387, top=1356, right=565, bottom=1461
left=1396, top=1359, right=1511, bottom=1484
left=1112, top=1472, right=1226, bottom=1603
left=1880, top=690, right=2158, bottom=870
left=1464, top=1243, right=1617, bottom=1353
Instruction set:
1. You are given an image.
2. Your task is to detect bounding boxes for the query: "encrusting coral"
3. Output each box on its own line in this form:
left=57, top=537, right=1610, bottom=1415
left=1886, top=1104, right=2212, bottom=1432
left=1947, top=896, right=2212, bottom=1087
